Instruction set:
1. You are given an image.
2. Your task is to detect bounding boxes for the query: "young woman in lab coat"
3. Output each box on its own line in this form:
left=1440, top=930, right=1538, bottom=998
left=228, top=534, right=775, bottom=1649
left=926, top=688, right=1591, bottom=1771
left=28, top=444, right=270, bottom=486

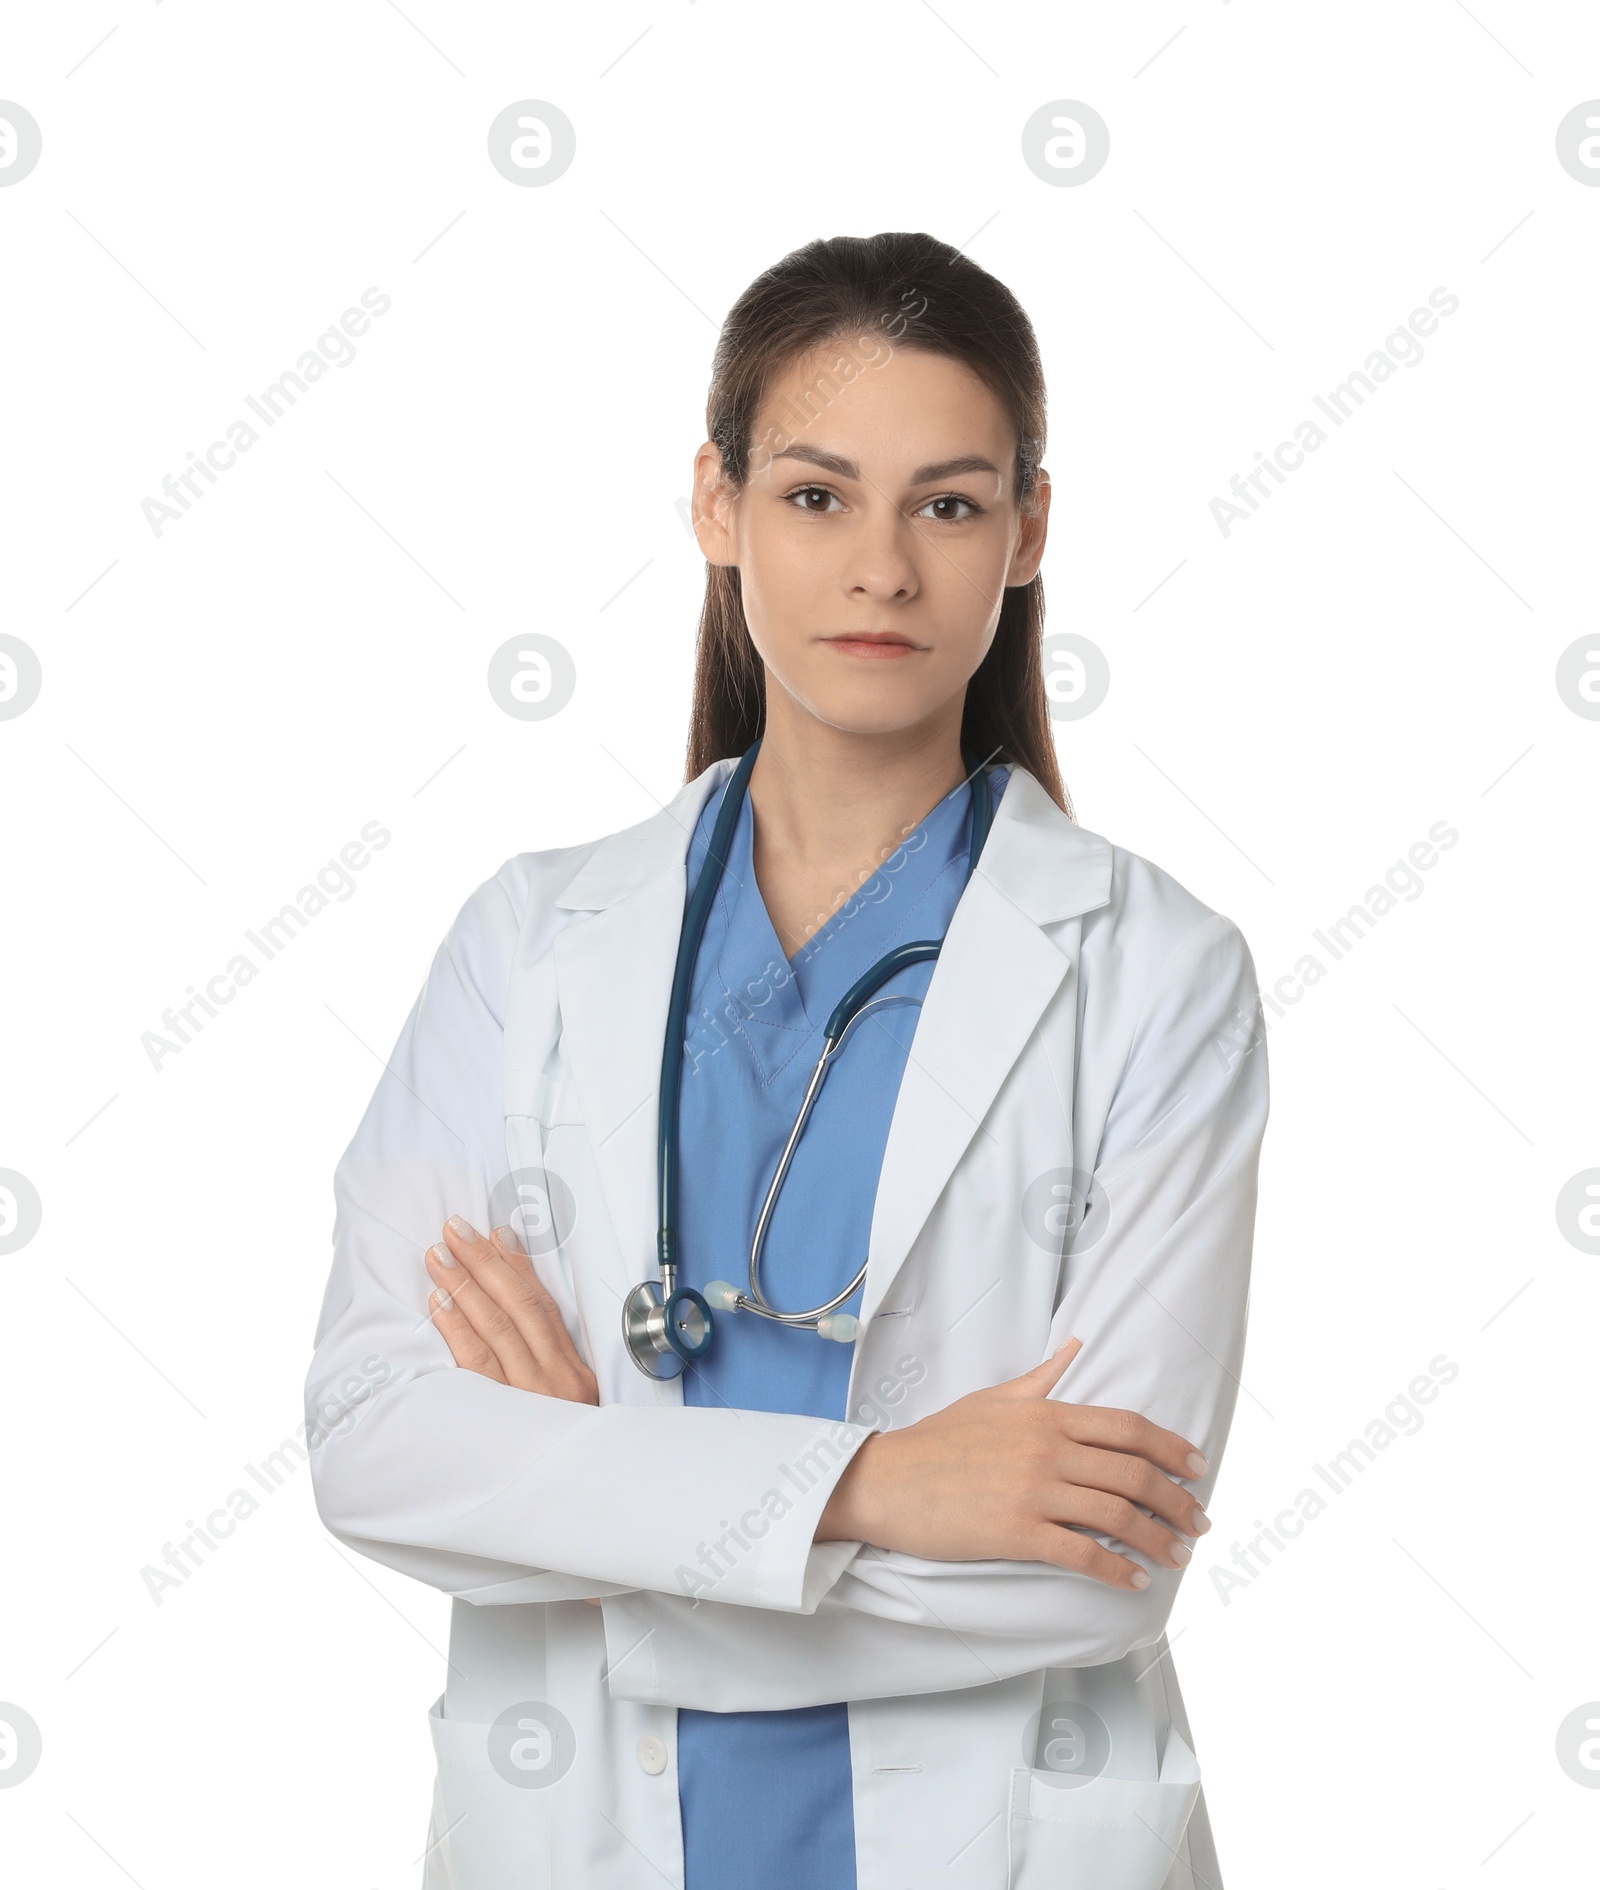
left=307, top=231, right=1268, bottom=1890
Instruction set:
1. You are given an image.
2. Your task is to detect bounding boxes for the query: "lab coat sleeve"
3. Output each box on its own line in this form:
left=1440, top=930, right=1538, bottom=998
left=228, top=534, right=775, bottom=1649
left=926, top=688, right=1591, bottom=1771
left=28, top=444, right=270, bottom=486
left=305, top=861, right=872, bottom=1613
left=601, top=909, right=1268, bottom=1711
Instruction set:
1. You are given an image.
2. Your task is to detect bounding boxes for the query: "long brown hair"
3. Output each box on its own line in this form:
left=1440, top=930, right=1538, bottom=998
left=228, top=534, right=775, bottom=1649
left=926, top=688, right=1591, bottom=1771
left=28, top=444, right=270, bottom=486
left=684, top=230, right=1071, bottom=816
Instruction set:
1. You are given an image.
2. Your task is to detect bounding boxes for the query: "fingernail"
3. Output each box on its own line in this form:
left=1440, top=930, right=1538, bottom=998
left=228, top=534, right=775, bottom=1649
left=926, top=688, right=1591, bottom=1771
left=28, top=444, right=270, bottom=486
left=1169, top=1542, right=1192, bottom=1567
left=493, top=1223, right=524, bottom=1253
left=1130, top=1568, right=1151, bottom=1590
left=446, top=1216, right=478, bottom=1240
left=1185, top=1451, right=1210, bottom=1477
left=432, top=1289, right=453, bottom=1312
left=428, top=1242, right=457, bottom=1270
left=1192, top=1508, right=1211, bottom=1535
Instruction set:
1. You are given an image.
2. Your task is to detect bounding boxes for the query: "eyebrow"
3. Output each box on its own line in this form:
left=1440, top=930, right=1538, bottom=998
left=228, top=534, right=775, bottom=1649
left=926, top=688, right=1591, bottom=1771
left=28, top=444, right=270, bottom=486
left=772, top=444, right=1003, bottom=486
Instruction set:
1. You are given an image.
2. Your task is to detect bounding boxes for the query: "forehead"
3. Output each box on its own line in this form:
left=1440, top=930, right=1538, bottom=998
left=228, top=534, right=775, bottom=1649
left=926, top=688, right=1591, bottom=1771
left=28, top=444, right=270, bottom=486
left=753, top=341, right=1014, bottom=472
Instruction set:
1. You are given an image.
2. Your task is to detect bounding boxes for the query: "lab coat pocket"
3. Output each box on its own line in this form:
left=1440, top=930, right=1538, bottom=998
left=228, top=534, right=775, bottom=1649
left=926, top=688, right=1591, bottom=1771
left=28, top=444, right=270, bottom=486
left=1005, top=1731, right=1202, bottom=1890
left=424, top=1694, right=556, bottom=1890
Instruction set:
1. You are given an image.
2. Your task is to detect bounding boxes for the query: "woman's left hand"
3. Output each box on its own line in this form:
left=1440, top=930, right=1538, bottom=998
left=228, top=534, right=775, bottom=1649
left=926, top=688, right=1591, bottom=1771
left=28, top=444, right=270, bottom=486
left=425, top=1216, right=598, bottom=1405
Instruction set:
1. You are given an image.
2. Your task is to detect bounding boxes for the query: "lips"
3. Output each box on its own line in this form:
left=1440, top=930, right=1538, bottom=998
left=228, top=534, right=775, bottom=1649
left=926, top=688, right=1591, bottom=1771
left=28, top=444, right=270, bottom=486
left=823, top=633, right=921, bottom=657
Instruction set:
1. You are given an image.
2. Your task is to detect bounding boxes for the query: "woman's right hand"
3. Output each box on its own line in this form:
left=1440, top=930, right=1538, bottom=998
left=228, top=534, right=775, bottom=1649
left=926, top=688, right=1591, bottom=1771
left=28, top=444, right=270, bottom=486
left=814, top=1339, right=1212, bottom=1590
left=424, top=1215, right=599, bottom=1406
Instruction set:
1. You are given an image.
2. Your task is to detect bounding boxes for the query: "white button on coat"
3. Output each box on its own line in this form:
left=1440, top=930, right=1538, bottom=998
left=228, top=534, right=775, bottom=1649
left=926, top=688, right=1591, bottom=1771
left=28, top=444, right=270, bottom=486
left=307, top=758, right=1270, bottom=1890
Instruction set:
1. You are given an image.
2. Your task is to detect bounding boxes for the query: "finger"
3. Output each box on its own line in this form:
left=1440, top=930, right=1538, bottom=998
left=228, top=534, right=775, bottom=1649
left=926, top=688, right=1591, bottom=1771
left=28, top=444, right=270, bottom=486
left=1022, top=1521, right=1154, bottom=1592
left=436, top=1222, right=598, bottom=1403
left=1040, top=1485, right=1193, bottom=1571
left=1052, top=1402, right=1211, bottom=1487
left=1001, top=1337, right=1084, bottom=1399
left=428, top=1287, right=509, bottom=1383
left=444, top=1217, right=584, bottom=1374
left=426, top=1242, right=542, bottom=1389
left=488, top=1224, right=599, bottom=1403
left=488, top=1223, right=588, bottom=1362
left=1050, top=1434, right=1209, bottom=1537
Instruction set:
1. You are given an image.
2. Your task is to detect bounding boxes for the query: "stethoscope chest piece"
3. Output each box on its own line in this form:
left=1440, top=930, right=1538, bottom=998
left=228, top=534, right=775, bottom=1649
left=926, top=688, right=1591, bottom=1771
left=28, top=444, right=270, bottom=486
left=621, top=1279, right=713, bottom=1380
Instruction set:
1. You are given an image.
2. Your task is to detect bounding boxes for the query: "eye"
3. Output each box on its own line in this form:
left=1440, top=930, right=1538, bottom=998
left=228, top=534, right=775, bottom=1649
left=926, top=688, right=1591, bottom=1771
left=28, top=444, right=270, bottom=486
left=784, top=484, right=844, bottom=514
left=915, top=493, right=982, bottom=523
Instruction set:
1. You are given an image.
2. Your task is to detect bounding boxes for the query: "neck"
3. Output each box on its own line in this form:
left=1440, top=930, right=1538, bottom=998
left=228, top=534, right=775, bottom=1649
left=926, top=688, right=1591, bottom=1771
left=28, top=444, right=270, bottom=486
left=743, top=687, right=971, bottom=952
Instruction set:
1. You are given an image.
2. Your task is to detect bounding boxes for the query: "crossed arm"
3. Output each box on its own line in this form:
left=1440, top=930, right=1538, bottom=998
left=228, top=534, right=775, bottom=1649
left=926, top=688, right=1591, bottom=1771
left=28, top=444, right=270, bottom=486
left=425, top=1215, right=1212, bottom=1594
left=307, top=870, right=1266, bottom=1710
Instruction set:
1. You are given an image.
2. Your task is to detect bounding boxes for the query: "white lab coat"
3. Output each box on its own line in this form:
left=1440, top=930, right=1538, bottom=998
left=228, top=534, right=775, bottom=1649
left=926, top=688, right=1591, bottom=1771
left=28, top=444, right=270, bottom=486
left=306, top=757, right=1269, bottom=1890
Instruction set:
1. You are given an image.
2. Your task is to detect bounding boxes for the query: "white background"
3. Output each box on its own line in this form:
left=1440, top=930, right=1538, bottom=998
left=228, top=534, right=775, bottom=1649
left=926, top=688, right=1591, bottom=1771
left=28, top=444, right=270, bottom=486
left=2, top=3, right=1598, bottom=1885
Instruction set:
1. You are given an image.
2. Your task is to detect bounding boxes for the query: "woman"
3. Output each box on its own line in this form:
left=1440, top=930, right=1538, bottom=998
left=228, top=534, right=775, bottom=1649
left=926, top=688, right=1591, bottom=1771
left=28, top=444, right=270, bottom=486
left=307, top=231, right=1269, bottom=1890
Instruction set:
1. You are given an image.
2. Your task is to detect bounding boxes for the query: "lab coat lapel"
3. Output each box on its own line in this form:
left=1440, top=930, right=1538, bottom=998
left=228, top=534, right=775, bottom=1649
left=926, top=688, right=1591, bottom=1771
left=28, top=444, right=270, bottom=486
left=859, top=768, right=1114, bottom=1327
left=550, top=763, right=733, bottom=1316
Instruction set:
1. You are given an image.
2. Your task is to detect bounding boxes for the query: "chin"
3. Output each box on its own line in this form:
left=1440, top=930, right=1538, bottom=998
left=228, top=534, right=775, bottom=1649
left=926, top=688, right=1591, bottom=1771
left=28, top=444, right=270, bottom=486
left=799, top=686, right=953, bottom=740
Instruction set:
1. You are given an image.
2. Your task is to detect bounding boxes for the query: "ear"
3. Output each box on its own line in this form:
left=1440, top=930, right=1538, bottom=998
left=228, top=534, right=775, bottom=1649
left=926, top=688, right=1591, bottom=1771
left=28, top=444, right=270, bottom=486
left=1005, top=468, right=1051, bottom=587
left=692, top=439, right=741, bottom=567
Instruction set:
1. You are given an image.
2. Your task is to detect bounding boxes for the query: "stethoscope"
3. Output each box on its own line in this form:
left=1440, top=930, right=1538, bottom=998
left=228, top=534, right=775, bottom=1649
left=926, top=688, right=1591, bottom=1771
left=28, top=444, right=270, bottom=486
left=622, top=740, right=995, bottom=1380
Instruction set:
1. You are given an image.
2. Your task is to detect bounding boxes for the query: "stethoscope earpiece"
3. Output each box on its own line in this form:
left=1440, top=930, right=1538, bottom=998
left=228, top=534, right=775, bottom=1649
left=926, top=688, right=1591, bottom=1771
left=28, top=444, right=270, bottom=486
left=703, top=1285, right=856, bottom=1346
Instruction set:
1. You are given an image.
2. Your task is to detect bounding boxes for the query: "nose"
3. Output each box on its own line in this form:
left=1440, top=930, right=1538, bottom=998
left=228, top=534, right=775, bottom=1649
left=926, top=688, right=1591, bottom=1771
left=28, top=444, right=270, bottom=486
left=841, top=499, right=922, bottom=604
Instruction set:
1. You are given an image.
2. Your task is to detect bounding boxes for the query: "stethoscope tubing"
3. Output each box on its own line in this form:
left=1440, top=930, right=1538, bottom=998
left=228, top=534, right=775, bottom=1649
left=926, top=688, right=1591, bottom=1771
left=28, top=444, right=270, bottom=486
left=654, top=740, right=762, bottom=1295
left=740, top=991, right=920, bottom=1324
left=632, top=743, right=995, bottom=1372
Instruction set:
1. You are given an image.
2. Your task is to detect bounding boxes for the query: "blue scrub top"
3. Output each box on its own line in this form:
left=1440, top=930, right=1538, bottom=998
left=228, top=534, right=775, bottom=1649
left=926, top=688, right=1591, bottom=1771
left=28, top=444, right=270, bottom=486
left=674, top=759, right=1009, bottom=1890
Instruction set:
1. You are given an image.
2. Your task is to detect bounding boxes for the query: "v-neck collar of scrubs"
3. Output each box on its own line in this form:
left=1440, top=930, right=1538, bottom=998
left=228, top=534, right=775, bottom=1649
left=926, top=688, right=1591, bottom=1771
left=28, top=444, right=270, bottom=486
left=692, top=770, right=994, bottom=1091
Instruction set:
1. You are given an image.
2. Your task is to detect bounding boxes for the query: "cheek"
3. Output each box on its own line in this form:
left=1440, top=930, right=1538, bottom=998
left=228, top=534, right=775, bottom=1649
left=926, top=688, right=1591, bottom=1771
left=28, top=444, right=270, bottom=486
left=736, top=518, right=834, bottom=649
